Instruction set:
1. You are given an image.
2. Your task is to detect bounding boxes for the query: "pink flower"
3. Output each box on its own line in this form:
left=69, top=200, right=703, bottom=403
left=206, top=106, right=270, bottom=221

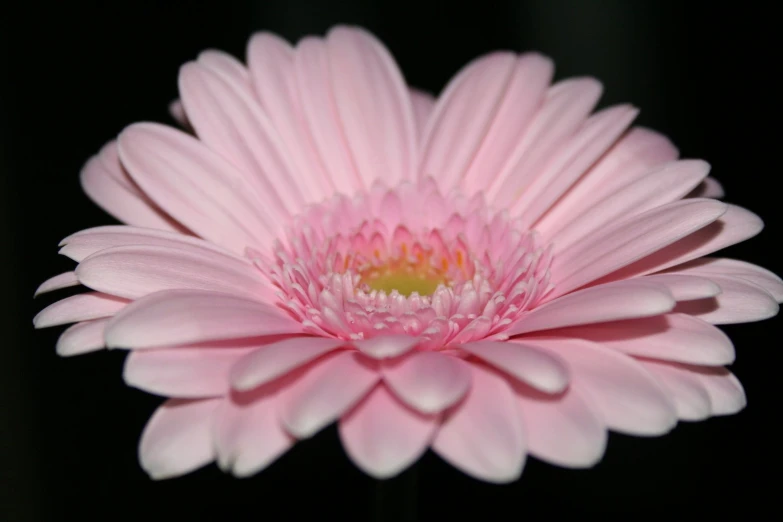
left=34, top=25, right=780, bottom=483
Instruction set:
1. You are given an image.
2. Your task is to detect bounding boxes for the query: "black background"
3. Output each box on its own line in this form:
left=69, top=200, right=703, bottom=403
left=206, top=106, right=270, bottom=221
left=1, top=1, right=779, bottom=519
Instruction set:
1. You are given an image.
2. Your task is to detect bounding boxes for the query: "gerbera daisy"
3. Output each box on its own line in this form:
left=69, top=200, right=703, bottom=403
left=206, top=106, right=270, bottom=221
left=34, top=25, right=780, bottom=483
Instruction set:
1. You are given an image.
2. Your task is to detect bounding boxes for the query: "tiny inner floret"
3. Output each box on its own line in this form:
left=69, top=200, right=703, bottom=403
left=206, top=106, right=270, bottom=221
left=253, top=179, right=554, bottom=347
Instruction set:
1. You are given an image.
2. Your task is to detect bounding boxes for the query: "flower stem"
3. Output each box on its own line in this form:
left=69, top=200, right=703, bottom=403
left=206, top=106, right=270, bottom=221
left=372, top=464, right=419, bottom=522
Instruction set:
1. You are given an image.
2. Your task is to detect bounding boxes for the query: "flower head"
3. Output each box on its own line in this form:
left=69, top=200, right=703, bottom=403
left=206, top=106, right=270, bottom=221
left=35, top=25, right=780, bottom=483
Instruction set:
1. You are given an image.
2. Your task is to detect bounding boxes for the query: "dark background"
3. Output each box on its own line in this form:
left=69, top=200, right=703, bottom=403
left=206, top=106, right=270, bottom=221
left=1, top=1, right=778, bottom=519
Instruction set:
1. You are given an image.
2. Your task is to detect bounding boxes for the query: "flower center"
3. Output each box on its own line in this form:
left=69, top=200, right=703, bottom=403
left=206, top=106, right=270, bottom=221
left=257, top=179, right=555, bottom=346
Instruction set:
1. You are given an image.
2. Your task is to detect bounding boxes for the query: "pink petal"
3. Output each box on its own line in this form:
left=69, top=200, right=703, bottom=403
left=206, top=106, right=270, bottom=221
left=508, top=280, right=675, bottom=336
left=639, top=361, right=712, bottom=421
left=549, top=160, right=710, bottom=253
left=642, top=362, right=745, bottom=417
left=326, top=26, right=417, bottom=186
left=124, top=347, right=256, bottom=398
left=35, top=271, right=79, bottom=297
left=59, top=225, right=240, bottom=263
left=487, top=78, right=603, bottom=207
left=663, top=257, right=783, bottom=302
left=559, top=313, right=735, bottom=365
left=246, top=32, right=335, bottom=201
left=179, top=61, right=306, bottom=215
left=673, top=276, right=778, bottom=324
left=642, top=274, right=722, bottom=301
left=230, top=337, right=346, bottom=391
left=138, top=398, right=220, bottom=479
left=550, top=199, right=727, bottom=298
left=75, top=245, right=269, bottom=300
left=168, top=99, right=190, bottom=128
left=421, top=53, right=553, bottom=192
left=104, top=290, right=303, bottom=349
left=294, top=37, right=364, bottom=194
left=409, top=88, right=435, bottom=141
left=603, top=204, right=764, bottom=281
left=688, top=176, right=724, bottom=199
left=339, top=384, right=437, bottom=479
left=382, top=351, right=471, bottom=413
left=524, top=337, right=677, bottom=436
left=34, top=292, right=129, bottom=328
left=692, top=366, right=746, bottom=415
left=56, top=318, right=108, bottom=357
left=459, top=340, right=569, bottom=393
left=534, top=127, right=679, bottom=237
left=196, top=49, right=252, bottom=91
left=214, top=387, right=293, bottom=477
left=460, top=54, right=555, bottom=194
left=351, top=335, right=419, bottom=359
left=117, top=123, right=276, bottom=253
left=514, top=384, right=607, bottom=468
left=514, top=104, right=639, bottom=226
left=80, top=141, right=184, bottom=232
left=432, top=363, right=526, bottom=483
left=280, top=351, right=380, bottom=438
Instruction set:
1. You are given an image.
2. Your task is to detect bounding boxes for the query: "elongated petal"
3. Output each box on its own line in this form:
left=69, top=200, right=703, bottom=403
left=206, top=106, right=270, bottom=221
left=352, top=335, right=419, bottom=359
left=432, top=363, right=526, bottom=483
left=280, top=351, right=380, bottom=438
left=639, top=361, right=712, bottom=421
left=75, top=245, right=269, bottom=300
left=488, top=78, right=603, bottom=207
left=550, top=160, right=710, bottom=252
left=196, top=49, right=252, bottom=92
left=459, top=54, right=554, bottom=194
left=118, top=123, right=276, bottom=253
left=663, top=257, right=783, bottom=302
left=339, top=384, right=437, bottom=479
left=514, top=104, right=638, bottom=225
left=692, top=366, right=746, bottom=415
left=508, top=280, right=675, bottom=336
left=35, top=271, right=79, bottom=297
left=382, top=351, right=471, bottom=413
left=559, top=313, right=735, bottom=365
left=551, top=199, right=727, bottom=297
left=168, top=99, right=190, bottom=128
left=295, top=37, right=364, bottom=193
left=34, top=292, right=128, bottom=328
left=534, top=127, right=679, bottom=236
left=459, top=340, right=569, bottom=393
left=59, top=225, right=239, bottom=263
left=139, top=398, right=220, bottom=480
left=523, top=338, right=677, bottom=436
left=642, top=362, right=745, bottom=417
left=604, top=205, right=764, bottom=281
left=514, top=384, right=607, bottom=468
left=56, top=318, right=108, bottom=357
left=642, top=274, right=722, bottom=301
left=124, top=347, right=256, bottom=398
left=673, top=276, right=778, bottom=324
left=246, top=32, right=335, bottom=201
left=230, top=337, right=346, bottom=391
left=105, top=290, right=303, bottom=349
left=179, top=61, right=305, bottom=215
left=80, top=141, right=183, bottom=232
left=326, top=26, right=417, bottom=186
left=420, top=52, right=519, bottom=189
left=214, top=388, right=293, bottom=477
left=409, top=88, right=435, bottom=141
left=688, top=176, right=724, bottom=199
